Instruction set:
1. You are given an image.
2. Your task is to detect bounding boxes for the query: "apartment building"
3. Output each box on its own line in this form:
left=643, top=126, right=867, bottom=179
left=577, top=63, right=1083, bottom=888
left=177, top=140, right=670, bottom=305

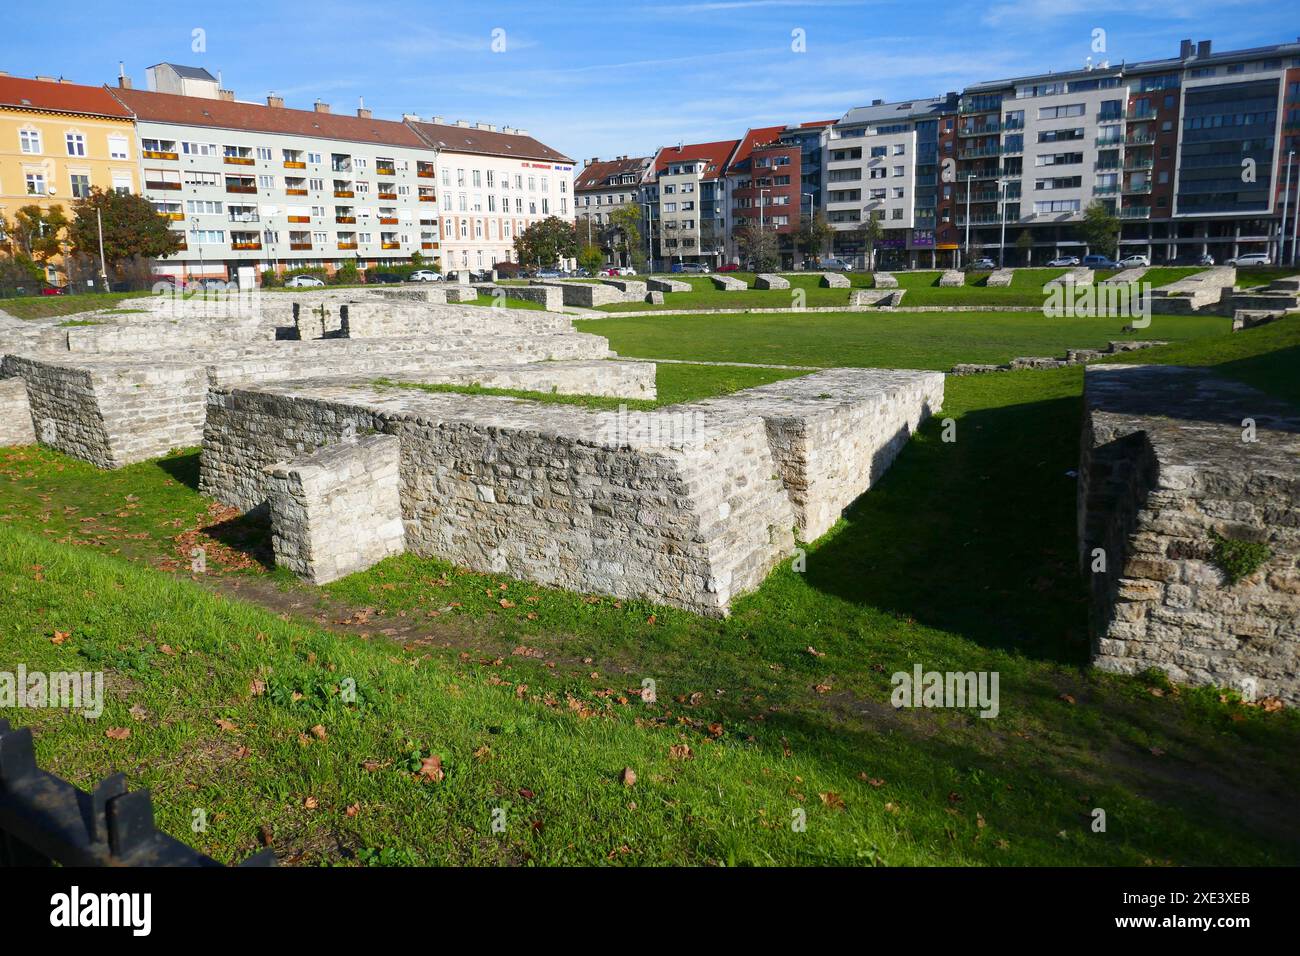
left=111, top=68, right=439, bottom=284
left=407, top=118, right=575, bottom=273
left=650, top=139, right=739, bottom=267
left=573, top=155, right=653, bottom=264
left=958, top=38, right=1300, bottom=264
left=824, top=93, right=959, bottom=268
left=0, top=74, right=137, bottom=281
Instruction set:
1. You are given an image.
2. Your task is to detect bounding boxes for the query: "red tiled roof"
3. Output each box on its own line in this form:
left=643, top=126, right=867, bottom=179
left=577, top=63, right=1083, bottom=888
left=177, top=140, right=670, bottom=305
left=726, top=125, right=786, bottom=173
left=575, top=156, right=651, bottom=190
left=799, top=119, right=836, bottom=128
left=408, top=120, right=572, bottom=164
left=110, top=87, right=431, bottom=149
left=0, top=76, right=132, bottom=118
left=652, top=139, right=740, bottom=179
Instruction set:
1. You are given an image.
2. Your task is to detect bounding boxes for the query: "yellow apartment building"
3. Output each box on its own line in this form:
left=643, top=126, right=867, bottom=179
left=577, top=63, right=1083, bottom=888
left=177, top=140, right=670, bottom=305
left=0, top=73, right=137, bottom=282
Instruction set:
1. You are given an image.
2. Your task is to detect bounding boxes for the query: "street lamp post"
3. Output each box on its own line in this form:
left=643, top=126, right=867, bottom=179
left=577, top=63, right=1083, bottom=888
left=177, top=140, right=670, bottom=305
left=998, top=178, right=1008, bottom=268
left=802, top=191, right=816, bottom=266
left=963, top=172, right=974, bottom=269
left=1281, top=150, right=1294, bottom=267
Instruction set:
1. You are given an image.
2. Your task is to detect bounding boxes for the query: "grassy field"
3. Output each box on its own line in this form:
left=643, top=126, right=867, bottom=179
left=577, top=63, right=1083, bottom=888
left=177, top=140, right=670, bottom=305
left=577, top=310, right=1230, bottom=370
left=2, top=313, right=1297, bottom=866
left=0, top=291, right=150, bottom=321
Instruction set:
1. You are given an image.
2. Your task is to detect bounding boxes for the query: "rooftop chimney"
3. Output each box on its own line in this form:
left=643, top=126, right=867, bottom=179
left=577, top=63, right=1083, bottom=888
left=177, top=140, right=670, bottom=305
left=455, top=119, right=470, bottom=127
left=403, top=112, right=421, bottom=122
left=267, top=92, right=284, bottom=108
left=218, top=89, right=234, bottom=101
left=872, top=98, right=883, bottom=105
left=118, top=74, right=133, bottom=89
left=314, top=100, right=330, bottom=114
left=357, top=96, right=370, bottom=119
left=1180, top=38, right=1193, bottom=58
left=1197, top=40, right=1212, bottom=58
left=432, top=115, right=444, bottom=124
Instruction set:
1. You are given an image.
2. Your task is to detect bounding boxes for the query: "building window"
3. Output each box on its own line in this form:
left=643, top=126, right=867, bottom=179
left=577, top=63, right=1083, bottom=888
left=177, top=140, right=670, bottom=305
left=257, top=147, right=272, bottom=161
left=25, top=172, right=46, bottom=195
left=65, top=132, right=86, bottom=156
left=70, top=173, right=91, bottom=198
left=108, top=135, right=128, bottom=160
left=19, top=128, right=42, bottom=154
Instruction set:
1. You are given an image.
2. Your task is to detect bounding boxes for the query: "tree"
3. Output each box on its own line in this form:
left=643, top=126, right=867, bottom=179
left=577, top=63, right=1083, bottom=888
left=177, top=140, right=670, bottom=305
left=796, top=212, right=834, bottom=260
left=514, top=216, right=577, bottom=268
left=1078, top=201, right=1120, bottom=259
left=607, top=205, right=643, bottom=267
left=736, top=222, right=779, bottom=272
left=67, top=188, right=181, bottom=281
left=4, top=205, right=69, bottom=264
left=578, top=244, right=604, bottom=274
left=1015, top=229, right=1034, bottom=266
left=0, top=253, right=44, bottom=295
left=861, top=213, right=884, bottom=270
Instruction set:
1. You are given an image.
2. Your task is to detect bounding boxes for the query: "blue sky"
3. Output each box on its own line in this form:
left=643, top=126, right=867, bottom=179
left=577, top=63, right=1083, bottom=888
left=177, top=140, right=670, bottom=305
left=2, top=0, right=1295, bottom=161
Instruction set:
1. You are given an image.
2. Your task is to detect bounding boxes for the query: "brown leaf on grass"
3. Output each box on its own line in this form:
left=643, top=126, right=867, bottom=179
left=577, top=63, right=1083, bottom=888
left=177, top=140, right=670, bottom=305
left=668, top=744, right=693, bottom=761
left=859, top=774, right=885, bottom=787
left=310, top=724, right=328, bottom=741
left=646, top=614, right=657, bottom=626
left=620, top=767, right=637, bottom=787
left=259, top=824, right=274, bottom=847
left=105, top=727, right=130, bottom=741
left=518, top=788, right=535, bottom=800
left=361, top=759, right=390, bottom=772
left=976, top=813, right=987, bottom=829
left=707, top=722, right=724, bottom=738
left=883, top=802, right=899, bottom=813
left=215, top=718, right=238, bottom=732
left=1149, top=746, right=1165, bottom=757
left=512, top=645, right=544, bottom=658
left=1058, top=693, right=1076, bottom=705
left=1259, top=696, right=1285, bottom=713
left=129, top=703, right=149, bottom=722
left=806, top=646, right=825, bottom=658
left=234, top=746, right=251, bottom=759
left=819, top=792, right=846, bottom=810
left=345, top=804, right=360, bottom=818
left=417, top=754, right=445, bottom=783
left=159, top=644, right=175, bottom=656
left=472, top=745, right=492, bottom=761
left=249, top=678, right=266, bottom=696
left=498, top=599, right=516, bottom=609
left=51, top=630, right=71, bottom=645
left=303, top=796, right=319, bottom=810
left=813, top=683, right=832, bottom=694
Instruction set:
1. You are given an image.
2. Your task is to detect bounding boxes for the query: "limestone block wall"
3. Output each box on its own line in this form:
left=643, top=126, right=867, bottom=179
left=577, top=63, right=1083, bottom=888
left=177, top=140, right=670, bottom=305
left=265, top=434, right=407, bottom=584
left=472, top=284, right=565, bottom=311
left=1079, top=365, right=1300, bottom=703
left=531, top=281, right=625, bottom=308
left=669, top=368, right=945, bottom=541
left=599, top=279, right=647, bottom=299
left=0, top=377, right=36, bottom=446
left=64, top=317, right=269, bottom=354
left=201, top=383, right=798, bottom=615
left=3, top=355, right=207, bottom=468
left=647, top=278, right=690, bottom=293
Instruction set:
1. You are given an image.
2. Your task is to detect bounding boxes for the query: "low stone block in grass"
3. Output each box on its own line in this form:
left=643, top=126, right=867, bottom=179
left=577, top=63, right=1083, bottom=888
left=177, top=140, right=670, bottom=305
left=754, top=274, right=789, bottom=290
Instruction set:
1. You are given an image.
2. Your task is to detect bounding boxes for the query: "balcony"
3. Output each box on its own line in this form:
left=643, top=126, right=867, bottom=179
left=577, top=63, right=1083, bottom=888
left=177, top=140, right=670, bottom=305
left=228, top=214, right=260, bottom=223
left=1096, top=112, right=1123, bottom=123
left=1095, top=160, right=1121, bottom=171
left=283, top=160, right=306, bottom=169
left=1124, top=157, right=1154, bottom=170
left=285, top=188, right=309, bottom=196
left=959, top=100, right=1001, bottom=114
left=378, top=217, right=399, bottom=225
left=287, top=215, right=310, bottom=223
left=1127, top=107, right=1158, bottom=121
left=225, top=183, right=258, bottom=194
left=335, top=215, right=356, bottom=224
left=331, top=161, right=352, bottom=173
left=419, top=193, right=436, bottom=202
left=959, top=144, right=1004, bottom=159
left=334, top=190, right=355, bottom=198
left=959, top=190, right=1001, bottom=203
left=337, top=241, right=358, bottom=250
left=224, top=155, right=255, bottom=165
left=163, top=212, right=185, bottom=221
left=377, top=191, right=397, bottom=200
left=381, top=241, right=401, bottom=249
left=375, top=166, right=396, bottom=176
left=1093, top=184, right=1121, bottom=195
left=421, top=242, right=436, bottom=250
left=289, top=242, right=312, bottom=251
left=1123, top=182, right=1153, bottom=194
left=143, top=150, right=178, bottom=160
left=1120, top=206, right=1151, bottom=219
left=417, top=166, right=435, bottom=178
left=1126, top=132, right=1156, bottom=145
left=956, top=214, right=1006, bottom=226
left=145, top=180, right=182, bottom=191
left=1095, top=136, right=1125, bottom=148
left=958, top=123, right=1001, bottom=137
left=230, top=241, right=262, bottom=250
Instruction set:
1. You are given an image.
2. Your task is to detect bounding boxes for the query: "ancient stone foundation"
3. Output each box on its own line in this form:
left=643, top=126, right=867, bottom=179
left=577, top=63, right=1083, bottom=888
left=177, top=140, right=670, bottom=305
left=265, top=434, right=407, bottom=584
left=0, top=377, right=36, bottom=446
left=1079, top=364, right=1300, bottom=703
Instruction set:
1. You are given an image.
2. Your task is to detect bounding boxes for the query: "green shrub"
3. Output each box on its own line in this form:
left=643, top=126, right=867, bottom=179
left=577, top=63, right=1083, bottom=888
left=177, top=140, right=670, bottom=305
left=1210, top=532, right=1271, bottom=584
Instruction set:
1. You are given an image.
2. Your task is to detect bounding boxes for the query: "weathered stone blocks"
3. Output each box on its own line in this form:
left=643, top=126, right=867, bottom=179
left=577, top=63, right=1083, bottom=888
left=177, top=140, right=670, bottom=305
left=265, top=433, right=406, bottom=584
left=647, top=278, right=690, bottom=293
left=754, top=274, right=789, bottom=290
left=818, top=272, right=850, bottom=289
left=938, top=270, right=965, bottom=287
left=0, top=377, right=36, bottom=446
left=710, top=274, right=747, bottom=291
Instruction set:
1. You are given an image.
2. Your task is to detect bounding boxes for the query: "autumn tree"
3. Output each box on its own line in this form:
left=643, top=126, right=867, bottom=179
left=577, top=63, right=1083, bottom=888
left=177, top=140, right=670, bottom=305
left=796, top=212, right=834, bottom=259
left=607, top=205, right=644, bottom=268
left=578, top=244, right=604, bottom=274
left=736, top=222, right=779, bottom=272
left=513, top=216, right=578, bottom=269
left=67, top=187, right=181, bottom=281
left=1078, top=201, right=1120, bottom=259
left=3, top=205, right=69, bottom=264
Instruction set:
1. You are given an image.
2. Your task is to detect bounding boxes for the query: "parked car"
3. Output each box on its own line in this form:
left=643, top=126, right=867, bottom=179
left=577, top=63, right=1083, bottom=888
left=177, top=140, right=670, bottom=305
left=819, top=257, right=854, bottom=272
left=535, top=268, right=564, bottom=279
left=1226, top=253, right=1271, bottom=267
left=1169, top=253, right=1215, bottom=266
left=1082, top=254, right=1118, bottom=269
left=368, top=272, right=403, bottom=284
left=40, top=285, right=67, bottom=296
left=285, top=274, right=325, bottom=288
left=966, top=257, right=996, bottom=271
left=1115, top=254, right=1150, bottom=268
left=615, top=266, right=637, bottom=276
left=570, top=268, right=591, bottom=278
left=407, top=270, right=443, bottom=282
left=717, top=263, right=740, bottom=272
left=672, top=262, right=711, bottom=274
left=1046, top=256, right=1080, bottom=267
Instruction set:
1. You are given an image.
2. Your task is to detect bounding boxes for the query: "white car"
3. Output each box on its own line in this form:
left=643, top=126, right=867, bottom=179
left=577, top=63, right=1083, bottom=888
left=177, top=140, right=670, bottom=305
left=408, top=270, right=443, bottom=282
left=1226, top=253, right=1271, bottom=267
left=285, top=274, right=325, bottom=288
left=1046, top=256, right=1080, bottom=267
left=615, top=266, right=637, bottom=276
left=1116, top=255, right=1150, bottom=268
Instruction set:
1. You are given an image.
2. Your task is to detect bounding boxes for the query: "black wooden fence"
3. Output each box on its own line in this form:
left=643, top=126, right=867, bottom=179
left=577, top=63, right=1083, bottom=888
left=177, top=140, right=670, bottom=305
left=0, top=719, right=273, bottom=867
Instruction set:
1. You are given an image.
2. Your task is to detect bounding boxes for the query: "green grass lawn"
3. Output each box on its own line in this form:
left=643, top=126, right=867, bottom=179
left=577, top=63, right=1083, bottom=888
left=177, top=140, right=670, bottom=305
left=577, top=310, right=1230, bottom=370
left=1, top=291, right=150, bottom=321
left=2, top=316, right=1297, bottom=866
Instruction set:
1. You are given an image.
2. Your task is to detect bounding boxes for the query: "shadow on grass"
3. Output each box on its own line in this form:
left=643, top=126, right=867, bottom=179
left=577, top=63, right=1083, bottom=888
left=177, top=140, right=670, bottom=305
left=156, top=451, right=201, bottom=491
left=804, top=391, right=1089, bottom=664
